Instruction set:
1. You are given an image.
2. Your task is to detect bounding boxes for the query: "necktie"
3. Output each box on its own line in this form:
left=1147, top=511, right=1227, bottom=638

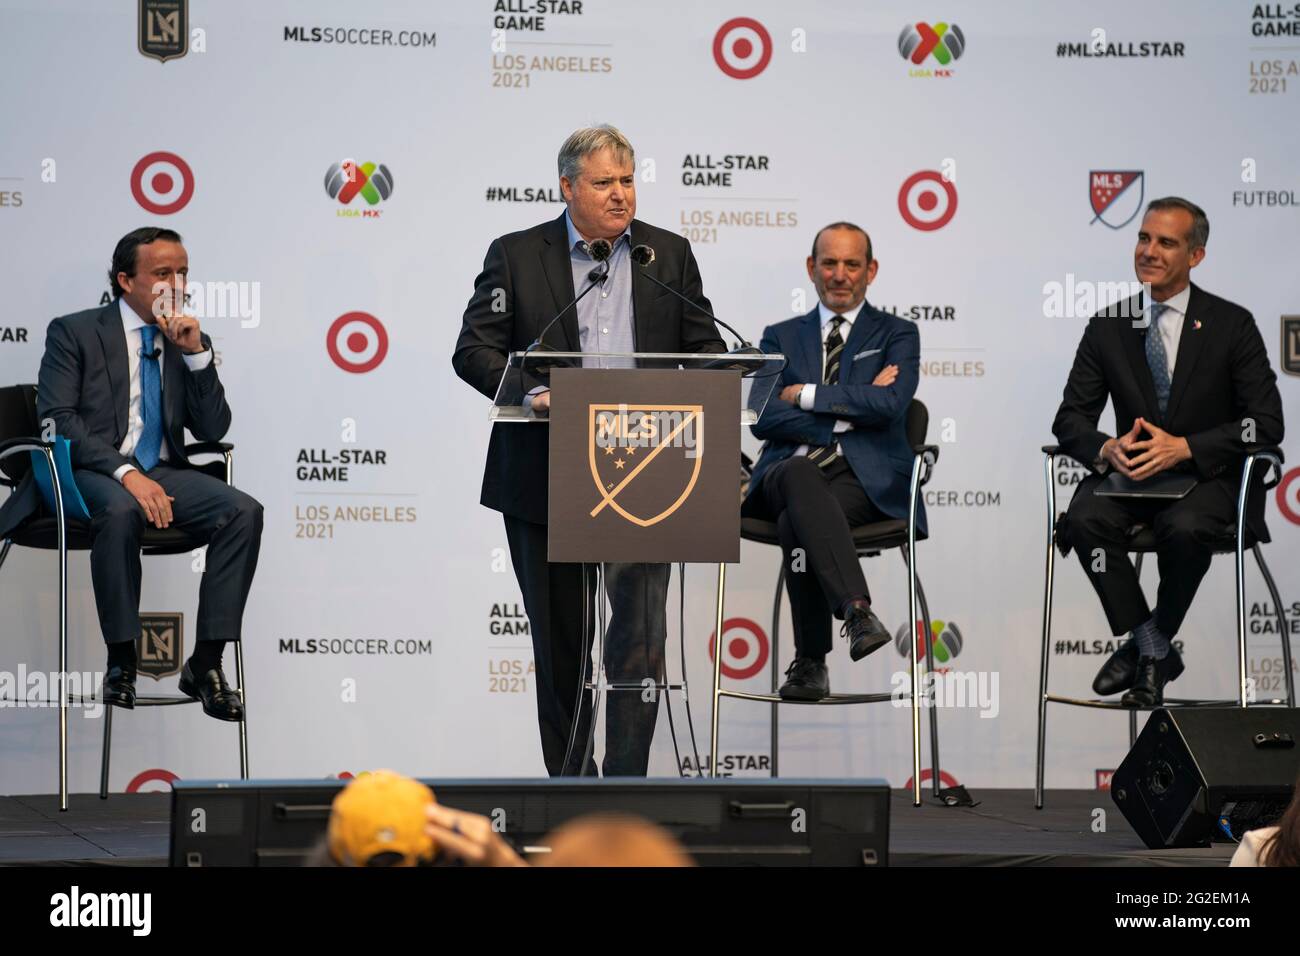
left=806, top=315, right=846, bottom=469
left=1144, top=302, right=1171, bottom=419
left=136, top=325, right=163, bottom=471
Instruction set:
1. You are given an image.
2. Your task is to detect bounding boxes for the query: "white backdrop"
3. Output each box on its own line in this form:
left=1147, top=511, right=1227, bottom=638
left=0, top=0, right=1296, bottom=795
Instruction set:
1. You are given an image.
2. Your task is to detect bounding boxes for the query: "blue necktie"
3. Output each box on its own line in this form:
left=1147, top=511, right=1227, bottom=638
left=136, top=325, right=163, bottom=471
left=1144, top=302, right=1171, bottom=419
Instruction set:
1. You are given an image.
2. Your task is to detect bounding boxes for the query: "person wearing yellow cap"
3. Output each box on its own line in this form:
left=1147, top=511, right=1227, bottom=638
left=324, top=770, right=440, bottom=867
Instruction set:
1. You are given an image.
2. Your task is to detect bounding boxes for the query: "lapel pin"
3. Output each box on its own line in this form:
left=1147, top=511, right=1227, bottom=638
left=1193, top=320, right=1202, bottom=330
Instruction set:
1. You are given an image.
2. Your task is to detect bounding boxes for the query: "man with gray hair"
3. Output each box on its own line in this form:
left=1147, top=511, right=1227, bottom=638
left=454, top=124, right=724, bottom=776
left=1053, top=196, right=1284, bottom=707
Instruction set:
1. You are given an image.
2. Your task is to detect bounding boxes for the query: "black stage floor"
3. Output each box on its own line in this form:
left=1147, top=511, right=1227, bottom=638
left=0, top=788, right=1236, bottom=867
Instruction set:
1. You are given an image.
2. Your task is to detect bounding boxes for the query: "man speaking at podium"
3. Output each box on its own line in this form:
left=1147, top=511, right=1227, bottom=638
left=453, top=125, right=724, bottom=776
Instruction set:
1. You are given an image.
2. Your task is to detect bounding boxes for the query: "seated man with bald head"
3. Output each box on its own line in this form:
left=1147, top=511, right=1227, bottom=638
left=743, top=223, right=925, bottom=700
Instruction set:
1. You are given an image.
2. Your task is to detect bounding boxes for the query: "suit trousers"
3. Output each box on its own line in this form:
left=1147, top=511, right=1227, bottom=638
left=75, top=463, right=264, bottom=647
left=503, top=515, right=670, bottom=777
left=744, top=454, right=887, bottom=658
left=1064, top=474, right=1236, bottom=638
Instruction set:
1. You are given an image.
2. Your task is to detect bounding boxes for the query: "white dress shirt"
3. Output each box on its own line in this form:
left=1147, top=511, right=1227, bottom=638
left=1148, top=283, right=1190, bottom=375
left=114, top=296, right=213, bottom=482
left=1095, top=284, right=1193, bottom=472
left=793, top=300, right=865, bottom=456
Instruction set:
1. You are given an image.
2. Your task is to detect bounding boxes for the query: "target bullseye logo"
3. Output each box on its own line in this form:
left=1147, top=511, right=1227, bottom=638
left=898, top=169, right=957, bottom=231
left=1278, top=467, right=1300, bottom=525
left=125, top=768, right=179, bottom=793
left=708, top=617, right=769, bottom=680
left=327, top=312, right=389, bottom=374
left=130, top=151, right=194, bottom=215
left=713, top=17, right=772, bottom=79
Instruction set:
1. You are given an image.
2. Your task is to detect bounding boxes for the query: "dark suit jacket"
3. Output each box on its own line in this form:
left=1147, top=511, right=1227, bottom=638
left=745, top=303, right=927, bottom=536
left=452, top=213, right=726, bottom=524
left=1052, top=283, right=1284, bottom=542
left=0, top=300, right=231, bottom=538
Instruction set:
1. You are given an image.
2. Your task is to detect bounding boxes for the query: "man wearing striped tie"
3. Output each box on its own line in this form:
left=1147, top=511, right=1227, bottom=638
left=0, top=228, right=264, bottom=719
left=1053, top=197, right=1284, bottom=707
left=743, top=223, right=925, bottom=701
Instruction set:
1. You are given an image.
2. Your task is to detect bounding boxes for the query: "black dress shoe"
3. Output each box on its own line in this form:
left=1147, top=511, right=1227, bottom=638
left=102, top=665, right=136, bottom=710
left=779, top=658, right=829, bottom=701
left=1093, top=640, right=1183, bottom=696
left=844, top=605, right=891, bottom=662
left=179, top=662, right=244, bottom=721
left=1121, top=654, right=1181, bottom=708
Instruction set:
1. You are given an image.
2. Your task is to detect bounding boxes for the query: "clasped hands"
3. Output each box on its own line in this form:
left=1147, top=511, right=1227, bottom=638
left=1100, top=418, right=1191, bottom=480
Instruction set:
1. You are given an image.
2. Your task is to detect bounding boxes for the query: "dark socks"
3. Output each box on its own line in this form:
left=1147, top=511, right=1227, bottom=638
left=1132, top=616, right=1170, bottom=660
left=839, top=597, right=871, bottom=618
left=107, top=641, right=137, bottom=670
left=188, top=640, right=225, bottom=674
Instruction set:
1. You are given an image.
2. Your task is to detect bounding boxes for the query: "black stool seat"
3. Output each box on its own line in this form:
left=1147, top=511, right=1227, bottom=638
left=741, top=516, right=929, bottom=551
left=6, top=516, right=206, bottom=555
left=1122, top=523, right=1256, bottom=554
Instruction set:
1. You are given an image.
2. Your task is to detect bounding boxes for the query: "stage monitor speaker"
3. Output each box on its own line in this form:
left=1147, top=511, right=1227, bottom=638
left=1111, top=707, right=1299, bottom=849
left=170, top=777, right=891, bottom=867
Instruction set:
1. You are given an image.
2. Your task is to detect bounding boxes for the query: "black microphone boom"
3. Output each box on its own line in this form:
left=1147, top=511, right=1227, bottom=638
left=629, top=244, right=765, bottom=369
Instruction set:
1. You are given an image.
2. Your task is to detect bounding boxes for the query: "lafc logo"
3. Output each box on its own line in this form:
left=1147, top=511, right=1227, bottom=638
left=139, top=0, right=188, bottom=63
left=589, top=404, right=703, bottom=527
left=137, top=613, right=183, bottom=680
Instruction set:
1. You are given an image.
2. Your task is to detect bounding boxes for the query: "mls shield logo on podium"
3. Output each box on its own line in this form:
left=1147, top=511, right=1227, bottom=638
left=137, top=612, right=183, bottom=680
left=549, top=368, right=740, bottom=563
left=589, top=404, right=704, bottom=528
left=139, top=0, right=188, bottom=63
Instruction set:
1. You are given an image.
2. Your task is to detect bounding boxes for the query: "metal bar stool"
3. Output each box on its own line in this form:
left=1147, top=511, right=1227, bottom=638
left=714, top=400, right=942, bottom=806
left=0, top=384, right=250, bottom=809
left=1034, top=444, right=1294, bottom=808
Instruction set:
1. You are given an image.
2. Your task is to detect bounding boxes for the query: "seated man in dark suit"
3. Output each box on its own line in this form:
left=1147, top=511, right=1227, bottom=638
left=0, top=227, right=263, bottom=718
left=743, top=222, right=926, bottom=701
left=1053, top=197, right=1284, bottom=706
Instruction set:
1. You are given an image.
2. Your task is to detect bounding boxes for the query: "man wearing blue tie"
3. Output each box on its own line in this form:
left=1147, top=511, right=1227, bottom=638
left=743, top=222, right=926, bottom=701
left=1053, top=198, right=1284, bottom=706
left=0, top=228, right=263, bottom=718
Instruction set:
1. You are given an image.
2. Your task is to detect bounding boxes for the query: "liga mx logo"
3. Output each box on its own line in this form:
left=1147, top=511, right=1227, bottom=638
left=895, top=618, right=964, bottom=665
left=898, top=22, right=966, bottom=65
left=137, top=612, right=183, bottom=680
left=1090, top=170, right=1144, bottom=229
left=325, top=161, right=395, bottom=206
left=589, top=404, right=703, bottom=528
left=139, top=0, right=187, bottom=63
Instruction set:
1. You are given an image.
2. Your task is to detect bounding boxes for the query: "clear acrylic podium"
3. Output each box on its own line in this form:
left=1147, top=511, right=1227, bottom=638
left=491, top=349, right=784, bottom=776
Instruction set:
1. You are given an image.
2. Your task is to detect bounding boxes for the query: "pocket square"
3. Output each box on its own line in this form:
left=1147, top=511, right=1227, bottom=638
left=852, top=348, right=882, bottom=361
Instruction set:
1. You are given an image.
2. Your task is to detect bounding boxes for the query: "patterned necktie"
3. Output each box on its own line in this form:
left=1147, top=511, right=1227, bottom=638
left=136, top=325, right=163, bottom=471
left=1144, top=302, right=1171, bottom=419
left=805, top=315, right=846, bottom=469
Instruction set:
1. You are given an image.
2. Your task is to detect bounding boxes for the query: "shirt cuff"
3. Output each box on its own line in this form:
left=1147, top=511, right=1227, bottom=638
left=183, top=348, right=213, bottom=371
left=798, top=385, right=815, bottom=411
left=114, top=463, right=137, bottom=483
left=523, top=385, right=548, bottom=412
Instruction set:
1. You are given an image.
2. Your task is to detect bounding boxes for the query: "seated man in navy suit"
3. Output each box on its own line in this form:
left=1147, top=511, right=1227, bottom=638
left=0, top=227, right=263, bottom=719
left=743, top=222, right=925, bottom=700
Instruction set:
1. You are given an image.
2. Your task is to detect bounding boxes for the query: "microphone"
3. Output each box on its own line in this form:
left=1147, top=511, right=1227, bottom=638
left=629, top=244, right=770, bottom=371
left=526, top=239, right=612, bottom=356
